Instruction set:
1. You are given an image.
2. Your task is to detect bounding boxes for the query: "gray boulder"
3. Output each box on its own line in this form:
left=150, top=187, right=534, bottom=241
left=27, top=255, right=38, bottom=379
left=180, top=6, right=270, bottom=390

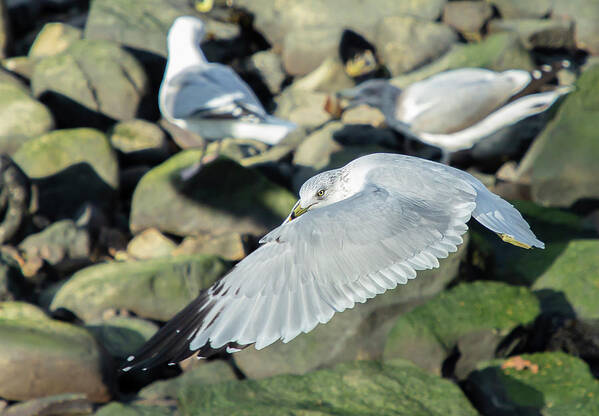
left=488, top=18, right=576, bottom=50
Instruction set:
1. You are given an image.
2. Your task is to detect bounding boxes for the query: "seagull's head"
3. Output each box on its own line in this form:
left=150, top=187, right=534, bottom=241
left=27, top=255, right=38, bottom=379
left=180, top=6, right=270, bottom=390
left=168, top=16, right=206, bottom=47
left=288, top=170, right=348, bottom=221
left=336, top=79, right=397, bottom=110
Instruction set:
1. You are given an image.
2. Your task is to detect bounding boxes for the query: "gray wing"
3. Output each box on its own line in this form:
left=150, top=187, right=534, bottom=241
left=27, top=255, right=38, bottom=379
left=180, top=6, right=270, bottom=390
left=397, top=68, right=531, bottom=134
left=161, top=64, right=266, bottom=120
left=122, top=160, right=477, bottom=371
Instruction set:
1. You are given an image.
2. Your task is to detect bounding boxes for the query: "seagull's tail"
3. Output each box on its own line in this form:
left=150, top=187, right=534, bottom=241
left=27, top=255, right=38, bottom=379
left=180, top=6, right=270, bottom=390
left=467, top=179, right=544, bottom=249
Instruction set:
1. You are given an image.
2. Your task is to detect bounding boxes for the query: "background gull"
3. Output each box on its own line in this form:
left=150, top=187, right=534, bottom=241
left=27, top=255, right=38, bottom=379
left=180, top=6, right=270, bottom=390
left=160, top=16, right=297, bottom=152
left=336, top=68, right=572, bottom=163
left=121, top=152, right=543, bottom=372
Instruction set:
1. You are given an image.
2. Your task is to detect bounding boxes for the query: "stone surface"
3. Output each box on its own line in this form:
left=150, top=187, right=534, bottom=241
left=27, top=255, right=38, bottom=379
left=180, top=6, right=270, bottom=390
left=50, top=254, right=230, bottom=322
left=13, top=128, right=118, bottom=218
left=467, top=352, right=599, bottom=415
left=0, top=81, right=54, bottom=155
left=553, top=0, right=599, bottom=56
left=532, top=239, right=599, bottom=320
left=375, top=16, right=457, bottom=76
left=486, top=0, right=552, bottom=19
left=0, top=0, right=8, bottom=58
left=2, top=393, right=92, bottom=416
left=443, top=1, right=493, bottom=40
left=28, top=22, right=82, bottom=59
left=126, top=228, right=177, bottom=260
left=290, top=58, right=354, bottom=94
left=109, top=119, right=168, bottom=163
left=130, top=151, right=297, bottom=237
left=383, top=281, right=541, bottom=375
left=31, top=39, right=148, bottom=127
left=341, top=104, right=386, bottom=127
left=248, top=50, right=285, bottom=94
left=391, top=33, right=534, bottom=88
left=488, top=18, right=576, bottom=50
left=86, top=316, right=158, bottom=359
left=178, top=360, right=477, bottom=415
left=0, top=301, right=111, bottom=402
left=95, top=403, right=171, bottom=416
left=235, top=237, right=468, bottom=379
left=282, top=27, right=340, bottom=76
left=275, top=88, right=332, bottom=130
left=519, top=65, right=599, bottom=207
left=173, top=232, right=250, bottom=261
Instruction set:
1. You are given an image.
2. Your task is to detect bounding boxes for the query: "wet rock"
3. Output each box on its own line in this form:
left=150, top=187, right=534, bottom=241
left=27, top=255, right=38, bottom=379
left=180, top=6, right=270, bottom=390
left=173, top=232, right=250, bottom=261
left=126, top=228, right=177, bottom=260
left=391, top=33, right=534, bottom=88
left=50, top=254, right=230, bottom=322
left=553, top=0, right=599, bottom=55
left=0, top=0, right=9, bottom=58
left=383, top=281, right=540, bottom=375
left=235, top=237, right=468, bottom=379
left=467, top=352, right=599, bottom=415
left=518, top=64, right=599, bottom=207
left=2, top=393, right=92, bottom=416
left=532, top=239, right=599, bottom=319
left=31, top=39, right=149, bottom=127
left=12, top=128, right=118, bottom=219
left=275, top=88, right=332, bottom=130
left=375, top=16, right=457, bottom=76
left=86, top=316, right=158, bottom=360
left=282, top=27, right=340, bottom=76
left=84, top=0, right=194, bottom=57
left=248, top=50, right=285, bottom=94
left=443, top=1, right=493, bottom=41
left=177, top=360, right=477, bottom=415
left=130, top=151, right=296, bottom=237
left=109, top=119, right=168, bottom=164
left=0, top=301, right=111, bottom=402
left=28, top=22, right=82, bottom=59
left=0, top=81, right=54, bottom=155
left=138, top=361, right=237, bottom=401
left=486, top=0, right=552, bottom=19
left=488, top=18, right=576, bottom=50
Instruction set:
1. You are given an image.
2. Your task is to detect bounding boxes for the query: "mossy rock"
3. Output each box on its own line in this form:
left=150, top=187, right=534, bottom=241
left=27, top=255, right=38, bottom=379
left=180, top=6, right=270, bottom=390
left=0, top=302, right=111, bottom=402
left=50, top=254, right=230, bottom=322
left=467, top=352, right=599, bottom=415
left=86, top=316, right=159, bottom=359
left=95, top=402, right=173, bottom=416
left=177, top=360, right=477, bottom=416
left=130, top=151, right=297, bottom=237
left=384, top=281, right=540, bottom=374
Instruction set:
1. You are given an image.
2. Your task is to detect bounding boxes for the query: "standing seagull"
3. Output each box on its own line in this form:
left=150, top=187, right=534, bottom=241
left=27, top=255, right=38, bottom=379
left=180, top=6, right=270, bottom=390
left=122, top=153, right=543, bottom=372
left=160, top=16, right=296, bottom=151
left=336, top=68, right=572, bottom=163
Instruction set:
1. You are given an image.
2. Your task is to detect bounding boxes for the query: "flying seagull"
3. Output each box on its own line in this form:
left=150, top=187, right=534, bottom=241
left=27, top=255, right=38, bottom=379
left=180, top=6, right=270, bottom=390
left=121, top=153, right=543, bottom=372
left=160, top=16, right=297, bottom=145
left=336, top=68, right=572, bottom=163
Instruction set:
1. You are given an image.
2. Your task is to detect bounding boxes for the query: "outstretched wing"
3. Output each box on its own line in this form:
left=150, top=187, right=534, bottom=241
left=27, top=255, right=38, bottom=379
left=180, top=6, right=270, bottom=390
left=122, top=159, right=478, bottom=372
left=161, top=64, right=266, bottom=120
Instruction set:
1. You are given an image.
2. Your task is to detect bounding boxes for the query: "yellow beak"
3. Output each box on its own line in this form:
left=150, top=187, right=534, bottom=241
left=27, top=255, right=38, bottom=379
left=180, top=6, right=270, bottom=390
left=287, top=201, right=309, bottom=222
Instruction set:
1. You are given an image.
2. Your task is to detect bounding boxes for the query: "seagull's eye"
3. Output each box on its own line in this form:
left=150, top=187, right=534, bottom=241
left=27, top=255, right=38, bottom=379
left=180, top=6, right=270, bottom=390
left=316, top=189, right=326, bottom=198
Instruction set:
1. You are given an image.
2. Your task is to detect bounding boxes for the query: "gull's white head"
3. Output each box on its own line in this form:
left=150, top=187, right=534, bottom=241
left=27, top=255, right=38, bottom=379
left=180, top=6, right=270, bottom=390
left=168, top=16, right=206, bottom=49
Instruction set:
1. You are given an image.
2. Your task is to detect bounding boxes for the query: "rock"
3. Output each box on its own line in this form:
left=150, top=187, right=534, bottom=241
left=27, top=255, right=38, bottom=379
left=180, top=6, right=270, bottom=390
left=84, top=0, right=194, bottom=57
left=443, top=1, right=493, bottom=41
left=467, top=352, right=599, bottom=415
left=553, top=0, right=599, bottom=55
left=0, top=0, right=9, bottom=58
left=375, top=16, right=457, bottom=76
left=275, top=88, right=332, bottom=130
left=391, top=33, right=534, bottom=88
left=2, top=393, right=92, bottom=416
left=341, top=104, right=386, bottom=127
left=28, top=22, right=82, bottom=59
left=173, top=232, right=250, bottom=261
left=109, top=119, right=168, bottom=164
left=235, top=237, right=468, bottom=379
left=0, top=55, right=33, bottom=80
left=177, top=360, right=477, bottom=415
left=12, top=128, right=118, bottom=219
left=488, top=18, right=576, bottom=50
left=31, top=39, right=149, bottom=128
left=206, top=138, right=269, bottom=164
left=50, top=254, right=229, bottom=322
left=235, top=0, right=447, bottom=50
left=94, top=402, right=172, bottom=416
left=518, top=64, right=599, bottom=207
left=0, top=301, right=111, bottom=402
left=485, top=0, right=552, bottom=19
left=282, top=27, right=340, bottom=76
left=0, top=252, right=24, bottom=301
left=139, top=361, right=237, bottom=401
left=0, top=81, right=54, bottom=155
left=86, top=316, right=158, bottom=360
left=130, top=152, right=297, bottom=237
left=126, top=228, right=177, bottom=260
left=532, top=239, right=599, bottom=320
left=383, top=281, right=540, bottom=375
left=290, top=58, right=354, bottom=94
left=248, top=50, right=285, bottom=94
